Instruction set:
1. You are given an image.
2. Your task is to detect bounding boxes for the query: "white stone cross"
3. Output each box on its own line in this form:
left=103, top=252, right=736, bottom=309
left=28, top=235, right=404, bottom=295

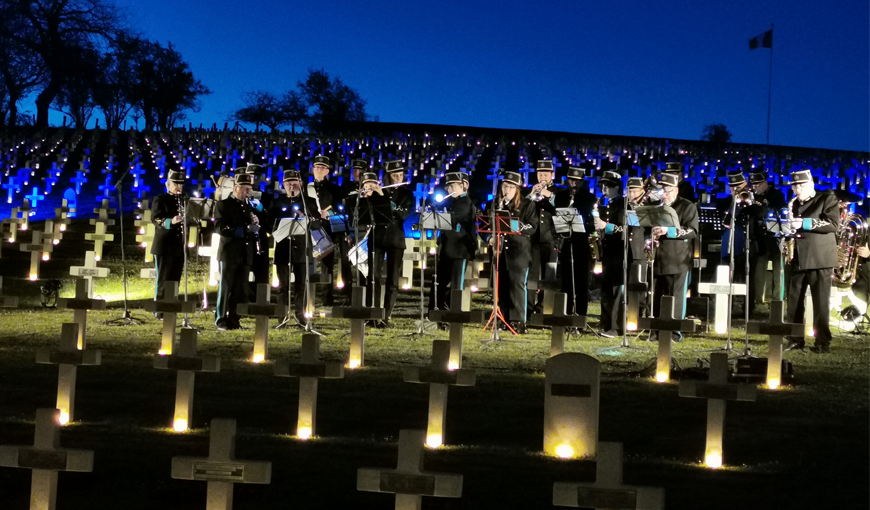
left=638, top=296, right=696, bottom=383
left=35, top=323, right=101, bottom=425
left=237, top=283, right=287, bottom=363
left=403, top=340, right=476, bottom=448
left=544, top=352, right=600, bottom=459
left=198, top=233, right=221, bottom=286
left=625, top=262, right=648, bottom=332
left=20, top=231, right=53, bottom=281
left=171, top=418, right=271, bottom=510
left=274, top=334, right=344, bottom=439
left=0, top=276, right=19, bottom=308
left=357, top=429, right=463, bottom=509
left=153, top=328, right=220, bottom=432
left=746, top=300, right=803, bottom=389
left=56, top=279, right=107, bottom=350
left=553, top=442, right=664, bottom=509
left=69, top=251, right=110, bottom=299
left=84, top=222, right=114, bottom=262
left=529, top=293, right=588, bottom=356
left=331, top=286, right=384, bottom=369
left=0, top=408, right=94, bottom=510
left=428, top=289, right=486, bottom=369
left=143, top=281, right=196, bottom=355
left=678, top=352, right=757, bottom=468
left=698, top=265, right=746, bottom=334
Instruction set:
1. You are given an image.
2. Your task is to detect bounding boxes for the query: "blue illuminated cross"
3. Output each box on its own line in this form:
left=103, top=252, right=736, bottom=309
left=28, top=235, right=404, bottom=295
left=24, top=187, right=44, bottom=208
left=2, top=175, right=20, bottom=203
left=70, top=171, right=88, bottom=195
left=227, top=149, right=242, bottom=170
left=98, top=174, right=115, bottom=199
left=182, top=155, right=196, bottom=178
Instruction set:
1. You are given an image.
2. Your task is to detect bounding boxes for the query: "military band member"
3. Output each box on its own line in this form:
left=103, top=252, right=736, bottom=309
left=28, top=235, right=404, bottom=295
left=429, top=171, right=477, bottom=311
left=784, top=169, right=839, bottom=353
left=594, top=173, right=646, bottom=337
left=526, top=159, right=561, bottom=314
left=268, top=170, right=321, bottom=323
left=487, top=171, right=537, bottom=333
left=214, top=173, right=259, bottom=331
left=553, top=167, right=596, bottom=316
left=651, top=173, right=699, bottom=340
left=717, top=172, right=752, bottom=294
left=663, top=162, right=697, bottom=204
left=150, top=170, right=187, bottom=306
left=747, top=171, right=787, bottom=310
left=309, top=155, right=344, bottom=305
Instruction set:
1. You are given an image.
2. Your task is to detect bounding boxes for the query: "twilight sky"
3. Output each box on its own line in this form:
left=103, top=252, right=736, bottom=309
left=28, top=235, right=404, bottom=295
left=43, top=0, right=870, bottom=151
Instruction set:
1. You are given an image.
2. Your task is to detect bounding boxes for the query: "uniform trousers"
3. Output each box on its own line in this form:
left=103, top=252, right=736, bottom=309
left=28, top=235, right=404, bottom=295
left=429, top=257, right=467, bottom=311
left=216, top=260, right=250, bottom=326
left=600, top=260, right=626, bottom=333
left=786, top=266, right=833, bottom=346
left=653, top=271, right=690, bottom=324
left=497, top=247, right=531, bottom=323
left=364, top=247, right=404, bottom=319
left=528, top=242, right=558, bottom=314
left=559, top=235, right=591, bottom=316
left=749, top=237, right=785, bottom=308
left=153, top=254, right=183, bottom=300
left=277, top=262, right=308, bottom=321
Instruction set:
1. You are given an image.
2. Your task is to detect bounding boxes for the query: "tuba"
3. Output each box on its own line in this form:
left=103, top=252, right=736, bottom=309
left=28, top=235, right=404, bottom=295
left=833, top=212, right=869, bottom=285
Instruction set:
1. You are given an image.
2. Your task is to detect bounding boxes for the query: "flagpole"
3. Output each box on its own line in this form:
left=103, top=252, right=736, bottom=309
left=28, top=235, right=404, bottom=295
left=766, top=23, right=774, bottom=146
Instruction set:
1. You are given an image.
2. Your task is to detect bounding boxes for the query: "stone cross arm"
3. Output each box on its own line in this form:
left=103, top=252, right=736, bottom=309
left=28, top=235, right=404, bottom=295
left=403, top=367, right=476, bottom=386
left=357, top=468, right=463, bottom=498
left=678, top=381, right=757, bottom=402
left=171, top=456, right=271, bottom=484
left=237, top=302, right=287, bottom=317
left=0, top=444, right=94, bottom=472
left=153, top=355, right=220, bottom=372
left=637, top=316, right=696, bottom=333
left=529, top=314, right=587, bottom=328
left=428, top=309, right=486, bottom=324
left=274, top=360, right=343, bottom=379
left=56, top=297, right=107, bottom=311
left=746, top=300, right=803, bottom=337
left=143, top=300, right=197, bottom=314
left=36, top=349, right=101, bottom=366
left=331, top=306, right=385, bottom=321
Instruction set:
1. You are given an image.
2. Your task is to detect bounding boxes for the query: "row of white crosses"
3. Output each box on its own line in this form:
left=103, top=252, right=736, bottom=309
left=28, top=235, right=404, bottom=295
left=86, top=199, right=116, bottom=262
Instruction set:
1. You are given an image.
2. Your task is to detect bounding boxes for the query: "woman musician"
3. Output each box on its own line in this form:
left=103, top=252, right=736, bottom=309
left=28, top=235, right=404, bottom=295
left=429, top=171, right=477, bottom=313
left=268, top=170, right=321, bottom=323
left=486, top=170, right=537, bottom=333
left=150, top=170, right=188, bottom=310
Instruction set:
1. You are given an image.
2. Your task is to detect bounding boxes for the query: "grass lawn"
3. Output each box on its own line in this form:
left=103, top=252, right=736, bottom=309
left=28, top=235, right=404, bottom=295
left=0, top=228, right=867, bottom=509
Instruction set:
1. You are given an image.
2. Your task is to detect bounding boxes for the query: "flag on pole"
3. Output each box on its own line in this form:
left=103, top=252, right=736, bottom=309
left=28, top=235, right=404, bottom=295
left=749, top=29, right=773, bottom=50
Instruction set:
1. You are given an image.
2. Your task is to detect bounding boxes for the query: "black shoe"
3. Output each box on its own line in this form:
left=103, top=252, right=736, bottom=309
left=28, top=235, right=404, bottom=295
left=154, top=312, right=164, bottom=320
left=438, top=322, right=450, bottom=331
left=215, top=319, right=229, bottom=331
left=784, top=339, right=805, bottom=352
left=647, top=332, right=658, bottom=343
left=375, top=319, right=391, bottom=329
left=600, top=330, right=618, bottom=338
left=810, top=344, right=830, bottom=354
left=510, top=321, right=528, bottom=334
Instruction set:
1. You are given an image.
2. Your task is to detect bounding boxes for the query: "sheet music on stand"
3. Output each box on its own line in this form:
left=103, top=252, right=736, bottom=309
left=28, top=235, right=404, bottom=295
left=348, top=234, right=370, bottom=278
left=329, top=213, right=349, bottom=233
left=186, top=197, right=214, bottom=222
left=274, top=217, right=310, bottom=243
left=420, top=211, right=452, bottom=231
left=635, top=205, right=680, bottom=229
left=552, top=207, right=586, bottom=234
left=765, top=216, right=795, bottom=237
left=476, top=209, right=525, bottom=235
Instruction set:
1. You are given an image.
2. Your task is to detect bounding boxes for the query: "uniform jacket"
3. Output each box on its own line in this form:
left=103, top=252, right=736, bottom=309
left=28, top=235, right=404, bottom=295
left=485, top=196, right=537, bottom=255
left=602, top=196, right=646, bottom=263
left=436, top=193, right=477, bottom=260
left=347, top=186, right=413, bottom=251
left=523, top=183, right=562, bottom=245
left=268, top=193, right=322, bottom=265
left=150, top=192, right=185, bottom=256
left=791, top=190, right=839, bottom=270
left=553, top=185, right=596, bottom=241
left=215, top=196, right=257, bottom=265
left=655, top=196, right=699, bottom=275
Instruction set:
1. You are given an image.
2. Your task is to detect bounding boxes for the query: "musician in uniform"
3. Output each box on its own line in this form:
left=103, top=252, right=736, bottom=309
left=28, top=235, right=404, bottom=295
left=487, top=170, right=536, bottom=333
left=268, top=170, right=321, bottom=323
left=663, top=161, right=697, bottom=204
left=309, top=155, right=344, bottom=305
left=594, top=173, right=646, bottom=337
left=650, top=173, right=699, bottom=340
left=429, top=171, right=477, bottom=311
left=214, top=173, right=260, bottom=330
left=353, top=164, right=413, bottom=326
left=553, top=167, right=596, bottom=317
left=747, top=171, right=787, bottom=311
left=784, top=168, right=840, bottom=353
left=526, top=159, right=561, bottom=314
left=717, top=171, right=752, bottom=310
left=150, top=170, right=187, bottom=308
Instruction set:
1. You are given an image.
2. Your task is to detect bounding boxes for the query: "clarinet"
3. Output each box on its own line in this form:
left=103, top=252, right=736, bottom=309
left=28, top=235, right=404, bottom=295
left=245, top=198, right=262, bottom=255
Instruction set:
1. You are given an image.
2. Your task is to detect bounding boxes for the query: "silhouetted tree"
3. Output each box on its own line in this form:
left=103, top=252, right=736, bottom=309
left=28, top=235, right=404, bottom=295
left=51, top=43, right=101, bottom=127
left=94, top=32, right=142, bottom=129
left=297, top=68, right=371, bottom=133
left=131, top=40, right=210, bottom=131
left=0, top=18, right=45, bottom=128
left=701, top=123, right=732, bottom=143
left=281, top=90, right=307, bottom=133
left=230, top=90, right=286, bottom=132
left=0, top=0, right=124, bottom=128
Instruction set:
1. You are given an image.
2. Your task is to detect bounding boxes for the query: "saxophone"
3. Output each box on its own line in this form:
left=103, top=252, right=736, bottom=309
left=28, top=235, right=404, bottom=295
left=783, top=196, right=797, bottom=263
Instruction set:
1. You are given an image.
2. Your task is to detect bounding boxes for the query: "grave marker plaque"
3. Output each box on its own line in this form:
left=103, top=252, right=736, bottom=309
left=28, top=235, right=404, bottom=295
left=544, top=353, right=600, bottom=458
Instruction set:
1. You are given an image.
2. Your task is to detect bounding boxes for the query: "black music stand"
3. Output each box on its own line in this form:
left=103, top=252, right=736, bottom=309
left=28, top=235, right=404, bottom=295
left=633, top=205, right=679, bottom=336
left=353, top=194, right=393, bottom=310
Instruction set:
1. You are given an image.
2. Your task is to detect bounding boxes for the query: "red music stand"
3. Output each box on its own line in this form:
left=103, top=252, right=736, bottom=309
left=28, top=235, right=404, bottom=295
left=477, top=210, right=524, bottom=338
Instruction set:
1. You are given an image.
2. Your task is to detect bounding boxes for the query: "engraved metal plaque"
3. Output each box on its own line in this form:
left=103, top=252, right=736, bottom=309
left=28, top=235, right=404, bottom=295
left=576, top=487, right=638, bottom=509
left=192, top=461, right=245, bottom=482
left=550, top=383, right=592, bottom=398
left=708, top=284, right=732, bottom=294
left=50, top=352, right=85, bottom=365
left=379, top=473, right=436, bottom=495
left=287, top=364, right=327, bottom=378
left=417, top=369, right=456, bottom=385
left=167, top=357, right=204, bottom=371
left=695, top=384, right=739, bottom=400
left=18, top=450, right=68, bottom=470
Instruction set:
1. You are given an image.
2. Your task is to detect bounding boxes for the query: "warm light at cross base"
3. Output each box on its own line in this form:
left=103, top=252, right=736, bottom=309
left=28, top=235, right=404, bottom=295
left=187, top=242, right=194, bottom=248
left=94, top=255, right=100, bottom=261
left=402, top=284, right=411, bottom=290
left=58, top=411, right=70, bottom=425
left=158, top=349, right=169, bottom=356
left=304, top=311, right=314, bottom=319
left=655, top=372, right=669, bottom=383
left=42, top=254, right=50, bottom=261
left=173, top=419, right=188, bottom=432
left=297, top=427, right=312, bottom=440
left=429, top=248, right=437, bottom=255
left=767, top=378, right=780, bottom=390
left=20, top=224, right=27, bottom=231
left=627, top=322, right=637, bottom=331
left=139, top=227, right=145, bottom=235
left=806, top=328, right=815, bottom=337
left=448, top=362, right=459, bottom=371
left=593, top=263, right=602, bottom=275
left=60, top=225, right=66, bottom=232
left=714, top=323, right=727, bottom=334
left=555, top=444, right=575, bottom=458
left=141, top=242, right=147, bottom=248
left=705, top=452, right=723, bottom=469
left=29, top=273, right=38, bottom=281
left=426, top=434, right=443, bottom=448
left=348, top=359, right=361, bottom=369
left=335, top=280, right=345, bottom=289
left=470, top=285, right=479, bottom=292
left=252, top=353, right=265, bottom=364
left=52, top=239, right=59, bottom=245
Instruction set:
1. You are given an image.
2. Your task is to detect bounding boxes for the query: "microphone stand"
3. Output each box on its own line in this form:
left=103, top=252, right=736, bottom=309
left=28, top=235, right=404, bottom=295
left=404, top=199, right=437, bottom=338
left=180, top=194, right=195, bottom=330
left=275, top=212, right=295, bottom=330
left=105, top=166, right=146, bottom=326
left=301, top=200, right=323, bottom=335
left=722, top=195, right=740, bottom=353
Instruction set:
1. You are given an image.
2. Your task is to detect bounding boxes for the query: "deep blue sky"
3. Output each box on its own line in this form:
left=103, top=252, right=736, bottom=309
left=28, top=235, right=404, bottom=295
left=40, top=0, right=870, bottom=151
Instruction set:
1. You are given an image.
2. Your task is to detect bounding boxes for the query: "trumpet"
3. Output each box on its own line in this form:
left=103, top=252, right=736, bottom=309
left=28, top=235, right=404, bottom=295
left=734, top=188, right=755, bottom=206
left=529, top=180, right=551, bottom=202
